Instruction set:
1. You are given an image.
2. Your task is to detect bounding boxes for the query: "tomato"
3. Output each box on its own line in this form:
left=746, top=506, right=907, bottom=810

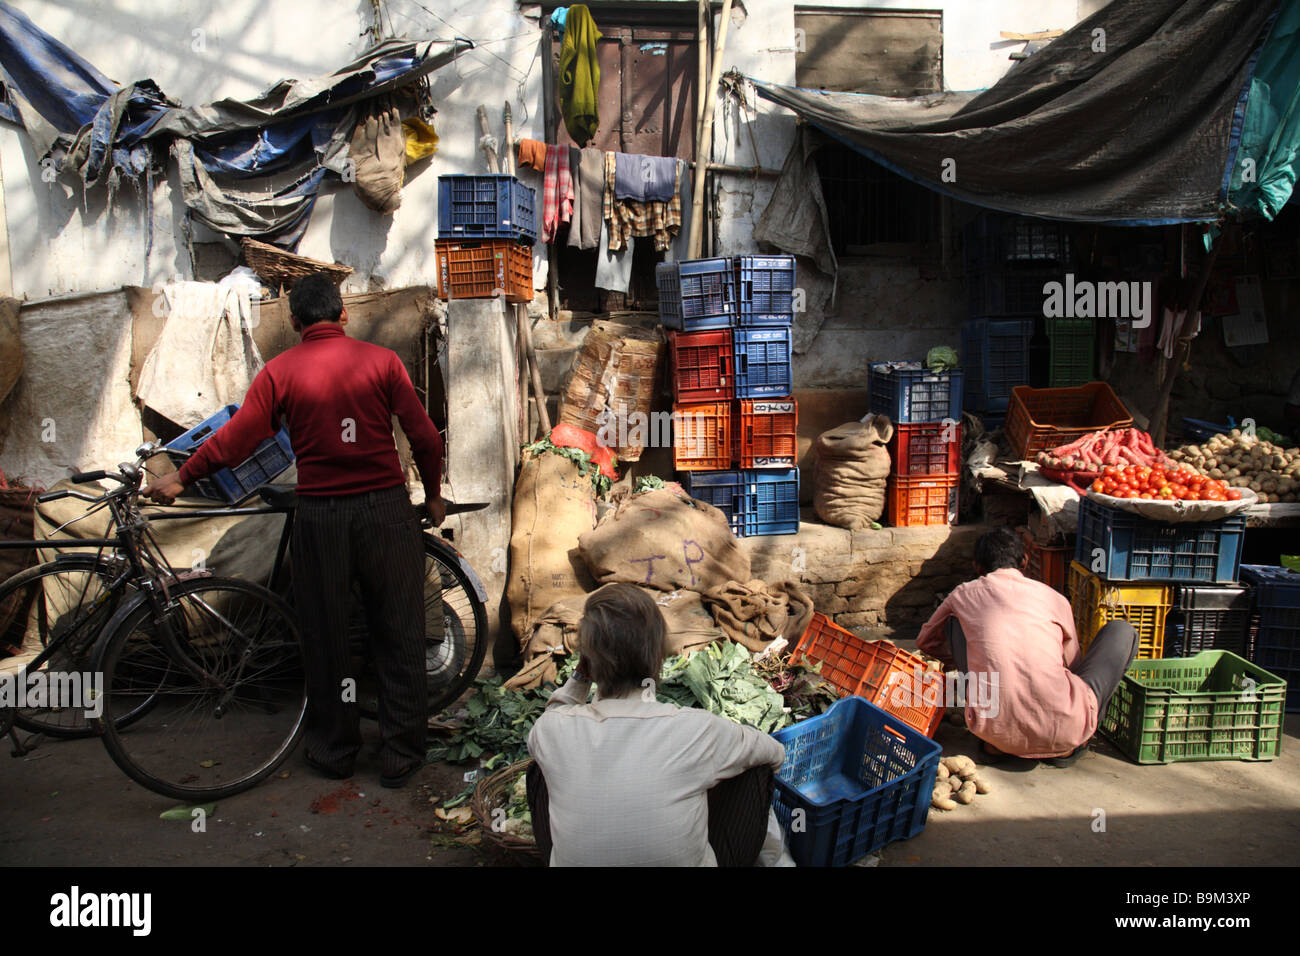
left=1091, top=479, right=1105, bottom=493
left=1139, top=492, right=1154, bottom=499
left=1157, top=486, right=1174, bottom=499
left=1103, top=466, right=1119, bottom=480
left=1226, top=489, right=1242, bottom=500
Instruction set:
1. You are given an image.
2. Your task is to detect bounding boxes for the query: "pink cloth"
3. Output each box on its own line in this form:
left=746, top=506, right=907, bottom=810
left=916, top=568, right=1098, bottom=759
left=541, top=144, right=574, bottom=242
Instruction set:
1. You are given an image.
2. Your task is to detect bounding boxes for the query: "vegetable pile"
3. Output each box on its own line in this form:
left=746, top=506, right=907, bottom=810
left=1089, top=464, right=1241, bottom=502
left=930, top=755, right=991, bottom=811
left=1167, top=429, right=1300, bottom=503
left=1035, top=427, right=1171, bottom=473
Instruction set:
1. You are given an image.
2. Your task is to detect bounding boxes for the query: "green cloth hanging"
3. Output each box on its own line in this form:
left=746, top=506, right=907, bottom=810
left=559, top=5, right=602, bottom=146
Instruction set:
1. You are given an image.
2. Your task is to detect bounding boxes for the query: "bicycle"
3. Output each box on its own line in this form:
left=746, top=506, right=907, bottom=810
left=0, top=443, right=308, bottom=800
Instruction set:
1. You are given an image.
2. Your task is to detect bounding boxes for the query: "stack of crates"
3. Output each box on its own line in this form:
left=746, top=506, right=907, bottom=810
left=1068, top=496, right=1249, bottom=661
left=434, top=175, right=536, bottom=302
left=869, top=362, right=963, bottom=527
left=962, top=212, right=1082, bottom=423
left=660, top=255, right=799, bottom=537
left=1240, top=565, right=1300, bottom=712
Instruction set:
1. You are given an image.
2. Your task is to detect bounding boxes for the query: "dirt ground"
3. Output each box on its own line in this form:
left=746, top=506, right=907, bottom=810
left=3, top=712, right=1297, bottom=867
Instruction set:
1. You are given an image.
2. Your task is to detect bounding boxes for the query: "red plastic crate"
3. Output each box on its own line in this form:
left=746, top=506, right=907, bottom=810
left=672, top=402, right=732, bottom=471
left=734, top=399, right=797, bottom=468
left=1024, top=531, right=1070, bottom=594
left=886, top=474, right=958, bottom=527
left=435, top=239, right=533, bottom=302
left=888, top=422, right=962, bottom=476
left=793, top=612, right=944, bottom=737
left=668, top=330, right=734, bottom=403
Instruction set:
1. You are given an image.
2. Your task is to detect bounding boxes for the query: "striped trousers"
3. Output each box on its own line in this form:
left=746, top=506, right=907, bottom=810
left=291, top=485, right=427, bottom=777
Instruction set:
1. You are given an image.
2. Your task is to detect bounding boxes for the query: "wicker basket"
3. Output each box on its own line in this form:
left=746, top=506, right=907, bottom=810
left=240, top=238, right=353, bottom=291
left=469, top=758, right=543, bottom=861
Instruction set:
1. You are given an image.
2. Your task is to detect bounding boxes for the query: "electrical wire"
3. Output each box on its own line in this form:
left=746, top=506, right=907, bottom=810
left=400, top=0, right=531, bottom=82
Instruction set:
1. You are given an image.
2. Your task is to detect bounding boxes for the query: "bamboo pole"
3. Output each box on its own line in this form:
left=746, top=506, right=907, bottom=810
left=518, top=306, right=552, bottom=436
left=476, top=105, right=500, bottom=173
left=503, top=102, right=516, bottom=176
left=688, top=0, right=733, bottom=259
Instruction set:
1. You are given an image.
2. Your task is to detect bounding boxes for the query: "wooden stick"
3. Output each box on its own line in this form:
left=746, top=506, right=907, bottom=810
left=696, top=0, right=708, bottom=145
left=999, top=29, right=1064, bottom=40
left=688, top=0, right=733, bottom=259
left=540, top=21, right=559, bottom=320
left=518, top=307, right=552, bottom=436
left=1150, top=235, right=1222, bottom=447
left=477, top=105, right=500, bottom=173
left=503, top=102, right=516, bottom=176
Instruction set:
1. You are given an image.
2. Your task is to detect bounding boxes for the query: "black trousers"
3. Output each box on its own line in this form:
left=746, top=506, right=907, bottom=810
left=947, top=617, right=1139, bottom=714
left=526, top=763, right=774, bottom=866
left=291, top=485, right=427, bottom=776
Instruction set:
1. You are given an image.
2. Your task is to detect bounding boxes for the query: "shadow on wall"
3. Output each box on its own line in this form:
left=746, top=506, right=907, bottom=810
left=882, top=534, right=977, bottom=634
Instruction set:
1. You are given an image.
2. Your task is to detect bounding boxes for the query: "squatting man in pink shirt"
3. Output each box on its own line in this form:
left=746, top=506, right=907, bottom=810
left=917, top=528, right=1139, bottom=767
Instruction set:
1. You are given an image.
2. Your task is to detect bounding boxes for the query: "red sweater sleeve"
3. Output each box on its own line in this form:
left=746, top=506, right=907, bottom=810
left=388, top=354, right=444, bottom=499
left=177, top=369, right=278, bottom=486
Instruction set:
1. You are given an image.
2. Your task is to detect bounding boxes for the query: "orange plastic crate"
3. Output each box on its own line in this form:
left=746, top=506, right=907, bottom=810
left=672, top=401, right=732, bottom=471
left=435, top=239, right=533, bottom=302
left=733, top=398, right=797, bottom=468
left=793, top=612, right=944, bottom=737
left=1024, top=531, right=1071, bottom=594
left=886, top=474, right=958, bottom=527
left=1005, top=383, right=1132, bottom=461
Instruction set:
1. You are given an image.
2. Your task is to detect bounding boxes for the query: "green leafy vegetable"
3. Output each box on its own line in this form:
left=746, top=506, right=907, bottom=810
left=523, top=437, right=613, bottom=497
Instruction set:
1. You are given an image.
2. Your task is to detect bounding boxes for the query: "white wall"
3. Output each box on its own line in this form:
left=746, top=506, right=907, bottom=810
left=0, top=0, right=1095, bottom=300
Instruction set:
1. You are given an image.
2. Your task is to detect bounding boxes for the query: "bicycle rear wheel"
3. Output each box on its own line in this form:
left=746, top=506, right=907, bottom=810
left=94, top=577, right=307, bottom=801
left=0, top=556, right=136, bottom=738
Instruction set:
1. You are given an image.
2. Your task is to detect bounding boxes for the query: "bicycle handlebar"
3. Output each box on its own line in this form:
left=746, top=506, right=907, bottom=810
left=69, top=469, right=110, bottom=484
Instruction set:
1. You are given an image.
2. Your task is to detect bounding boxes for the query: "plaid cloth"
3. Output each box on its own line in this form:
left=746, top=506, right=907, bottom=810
left=542, top=144, right=574, bottom=242
left=603, top=151, right=681, bottom=252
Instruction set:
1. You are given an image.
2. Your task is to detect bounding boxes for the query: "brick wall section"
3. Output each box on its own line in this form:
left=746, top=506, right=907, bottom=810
left=738, top=521, right=989, bottom=634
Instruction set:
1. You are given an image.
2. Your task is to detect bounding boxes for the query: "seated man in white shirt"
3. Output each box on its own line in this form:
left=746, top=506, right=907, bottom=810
left=526, top=584, right=790, bottom=867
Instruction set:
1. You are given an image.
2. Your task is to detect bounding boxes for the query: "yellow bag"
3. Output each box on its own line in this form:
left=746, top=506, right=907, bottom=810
left=402, top=117, right=439, bottom=165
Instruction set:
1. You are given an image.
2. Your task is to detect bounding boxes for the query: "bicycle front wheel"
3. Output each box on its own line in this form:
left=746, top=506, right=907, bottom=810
left=94, top=577, right=307, bottom=801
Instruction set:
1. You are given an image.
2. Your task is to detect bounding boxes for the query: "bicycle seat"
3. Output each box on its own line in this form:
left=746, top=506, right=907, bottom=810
left=257, top=486, right=298, bottom=509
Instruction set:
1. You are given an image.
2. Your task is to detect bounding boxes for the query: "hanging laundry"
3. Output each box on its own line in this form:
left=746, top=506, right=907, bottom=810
left=542, top=143, right=574, bottom=242
left=558, top=4, right=602, bottom=146
left=603, top=151, right=681, bottom=253
left=613, top=152, right=678, bottom=202
left=567, top=146, right=604, bottom=250
left=517, top=137, right=547, bottom=171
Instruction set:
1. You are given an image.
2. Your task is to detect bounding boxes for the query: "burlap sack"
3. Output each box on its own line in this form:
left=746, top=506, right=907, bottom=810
left=0, top=486, right=36, bottom=655
left=578, top=487, right=749, bottom=594
left=506, top=447, right=599, bottom=645
left=813, top=417, right=894, bottom=530
left=503, top=584, right=725, bottom=691
left=704, top=578, right=815, bottom=653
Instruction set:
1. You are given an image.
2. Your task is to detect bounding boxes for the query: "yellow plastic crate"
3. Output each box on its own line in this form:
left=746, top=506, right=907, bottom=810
left=1067, top=561, right=1170, bottom=660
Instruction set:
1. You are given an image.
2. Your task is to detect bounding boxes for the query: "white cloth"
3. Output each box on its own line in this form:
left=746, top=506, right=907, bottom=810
left=527, top=674, right=786, bottom=867
left=136, top=279, right=265, bottom=429
left=594, top=220, right=634, bottom=293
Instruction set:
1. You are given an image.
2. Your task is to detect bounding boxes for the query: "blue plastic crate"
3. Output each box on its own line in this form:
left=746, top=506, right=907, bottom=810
left=772, top=696, right=941, bottom=867
left=656, top=259, right=736, bottom=331
left=962, top=318, right=1032, bottom=412
left=1242, top=566, right=1300, bottom=709
left=966, top=267, right=1056, bottom=316
left=736, top=469, right=799, bottom=537
left=166, top=404, right=295, bottom=504
left=868, top=363, right=964, bottom=423
left=734, top=327, right=793, bottom=399
left=963, top=212, right=1073, bottom=272
left=437, top=175, right=537, bottom=243
left=1074, top=497, right=1246, bottom=584
left=735, top=255, right=796, bottom=326
left=682, top=470, right=743, bottom=535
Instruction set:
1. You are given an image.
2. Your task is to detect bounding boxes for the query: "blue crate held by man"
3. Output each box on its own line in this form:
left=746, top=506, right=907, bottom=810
left=437, top=175, right=538, bottom=243
left=735, top=255, right=796, bottom=326
left=656, top=259, right=736, bottom=331
left=772, top=696, right=942, bottom=867
left=166, top=404, right=295, bottom=504
left=869, top=362, right=964, bottom=423
left=734, top=327, right=793, bottom=399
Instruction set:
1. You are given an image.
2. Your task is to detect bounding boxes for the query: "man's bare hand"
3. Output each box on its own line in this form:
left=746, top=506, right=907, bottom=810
left=141, top=474, right=185, bottom=505
left=424, top=496, right=447, bottom=526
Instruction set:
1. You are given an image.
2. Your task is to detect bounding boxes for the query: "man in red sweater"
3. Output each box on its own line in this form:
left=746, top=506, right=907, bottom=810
left=143, top=275, right=445, bottom=788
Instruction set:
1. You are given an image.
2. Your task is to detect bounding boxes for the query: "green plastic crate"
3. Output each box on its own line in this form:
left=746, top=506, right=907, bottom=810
left=1045, top=317, right=1095, bottom=387
left=1101, top=651, right=1286, bottom=764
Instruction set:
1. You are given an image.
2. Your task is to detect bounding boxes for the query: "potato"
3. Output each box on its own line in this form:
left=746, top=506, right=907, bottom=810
left=974, top=777, right=992, bottom=795
left=932, top=788, right=957, bottom=811
left=948, top=776, right=963, bottom=793
left=955, top=781, right=977, bottom=805
left=936, top=763, right=949, bottom=780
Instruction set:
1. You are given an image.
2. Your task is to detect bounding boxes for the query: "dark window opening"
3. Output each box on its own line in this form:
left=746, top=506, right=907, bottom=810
left=815, top=144, right=939, bottom=255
